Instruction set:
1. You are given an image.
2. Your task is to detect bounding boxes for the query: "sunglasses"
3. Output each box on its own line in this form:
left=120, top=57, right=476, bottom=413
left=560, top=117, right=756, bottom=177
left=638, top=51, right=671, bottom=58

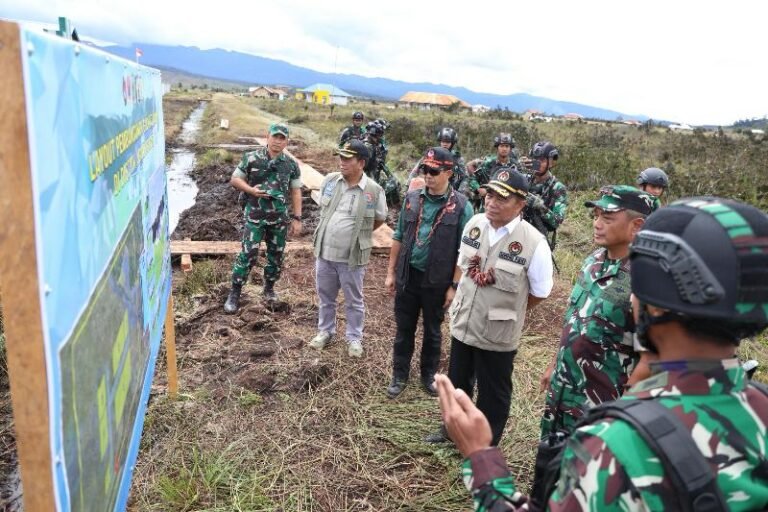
left=422, top=166, right=448, bottom=176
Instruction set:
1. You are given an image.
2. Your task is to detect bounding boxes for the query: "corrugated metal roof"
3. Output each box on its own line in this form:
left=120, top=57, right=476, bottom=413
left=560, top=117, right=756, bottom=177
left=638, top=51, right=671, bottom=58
left=299, top=83, right=352, bottom=97
left=398, top=91, right=470, bottom=108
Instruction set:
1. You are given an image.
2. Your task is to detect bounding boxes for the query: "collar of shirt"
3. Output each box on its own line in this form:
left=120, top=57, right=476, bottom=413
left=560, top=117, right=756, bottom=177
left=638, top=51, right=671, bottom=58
left=420, top=186, right=451, bottom=202
left=339, top=173, right=368, bottom=191
left=479, top=215, right=521, bottom=247
left=592, top=248, right=629, bottom=278
left=630, top=358, right=744, bottom=396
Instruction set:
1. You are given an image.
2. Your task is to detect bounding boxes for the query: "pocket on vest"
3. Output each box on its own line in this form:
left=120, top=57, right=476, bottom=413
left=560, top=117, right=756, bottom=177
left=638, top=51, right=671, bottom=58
left=484, top=307, right=518, bottom=343
left=494, top=265, right=523, bottom=293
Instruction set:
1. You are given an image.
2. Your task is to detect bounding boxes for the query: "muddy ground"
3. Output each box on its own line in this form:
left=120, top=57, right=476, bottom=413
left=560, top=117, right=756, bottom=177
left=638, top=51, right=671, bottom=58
left=171, top=139, right=399, bottom=243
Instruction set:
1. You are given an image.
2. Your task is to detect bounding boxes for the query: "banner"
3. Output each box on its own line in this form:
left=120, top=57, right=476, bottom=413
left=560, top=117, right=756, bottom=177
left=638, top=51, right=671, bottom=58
left=20, top=27, right=170, bottom=511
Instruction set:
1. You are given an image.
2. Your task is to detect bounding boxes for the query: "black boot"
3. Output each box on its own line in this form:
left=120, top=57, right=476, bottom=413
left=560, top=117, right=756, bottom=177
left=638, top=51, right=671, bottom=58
left=263, top=280, right=278, bottom=302
left=386, top=377, right=408, bottom=399
left=421, top=375, right=438, bottom=397
left=224, top=283, right=242, bottom=314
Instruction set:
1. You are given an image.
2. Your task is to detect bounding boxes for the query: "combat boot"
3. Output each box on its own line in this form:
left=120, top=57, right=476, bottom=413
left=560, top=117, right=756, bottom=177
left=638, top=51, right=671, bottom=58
left=263, top=280, right=278, bottom=302
left=224, top=283, right=242, bottom=314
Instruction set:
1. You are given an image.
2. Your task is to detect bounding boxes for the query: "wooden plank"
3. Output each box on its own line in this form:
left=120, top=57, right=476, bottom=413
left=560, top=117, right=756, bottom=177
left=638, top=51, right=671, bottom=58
left=0, top=20, right=56, bottom=511
left=164, top=295, right=179, bottom=398
left=180, top=253, right=193, bottom=272
left=170, top=227, right=393, bottom=256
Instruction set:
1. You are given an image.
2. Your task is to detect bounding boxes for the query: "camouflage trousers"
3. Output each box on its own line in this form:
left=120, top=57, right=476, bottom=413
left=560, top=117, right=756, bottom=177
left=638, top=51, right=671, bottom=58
left=231, top=219, right=288, bottom=286
left=539, top=342, right=638, bottom=439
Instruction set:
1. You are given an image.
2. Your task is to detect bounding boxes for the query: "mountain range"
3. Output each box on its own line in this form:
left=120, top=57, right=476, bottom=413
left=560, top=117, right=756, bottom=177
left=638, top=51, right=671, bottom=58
left=103, top=43, right=651, bottom=122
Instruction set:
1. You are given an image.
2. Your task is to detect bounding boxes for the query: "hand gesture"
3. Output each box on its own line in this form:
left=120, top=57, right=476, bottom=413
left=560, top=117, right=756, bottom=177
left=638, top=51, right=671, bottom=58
left=435, top=374, right=492, bottom=457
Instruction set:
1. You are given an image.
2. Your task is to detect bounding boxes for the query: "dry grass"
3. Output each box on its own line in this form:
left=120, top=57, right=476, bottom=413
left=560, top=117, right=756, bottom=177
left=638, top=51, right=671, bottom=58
left=128, top=250, right=571, bottom=511
left=124, top=93, right=768, bottom=511
left=163, top=92, right=209, bottom=142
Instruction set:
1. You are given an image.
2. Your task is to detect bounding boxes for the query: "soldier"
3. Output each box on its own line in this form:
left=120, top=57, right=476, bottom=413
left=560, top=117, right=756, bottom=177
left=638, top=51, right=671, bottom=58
left=466, top=133, right=518, bottom=211
left=338, top=111, right=366, bottom=147
left=385, top=147, right=474, bottom=398
left=539, top=186, right=656, bottom=438
left=362, top=120, right=385, bottom=182
left=437, top=196, right=768, bottom=511
left=410, top=127, right=468, bottom=193
left=426, top=168, right=553, bottom=445
left=637, top=166, right=669, bottom=212
left=523, top=141, right=567, bottom=248
left=309, top=140, right=387, bottom=358
left=224, top=123, right=302, bottom=312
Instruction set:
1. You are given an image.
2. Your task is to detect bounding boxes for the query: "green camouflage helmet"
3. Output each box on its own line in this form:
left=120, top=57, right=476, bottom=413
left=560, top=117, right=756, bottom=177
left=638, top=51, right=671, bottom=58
left=631, top=196, right=768, bottom=325
left=584, top=185, right=656, bottom=216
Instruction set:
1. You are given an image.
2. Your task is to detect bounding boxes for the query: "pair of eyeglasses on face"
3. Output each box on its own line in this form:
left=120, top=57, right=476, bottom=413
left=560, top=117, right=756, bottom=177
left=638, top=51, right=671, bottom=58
left=421, top=166, right=446, bottom=176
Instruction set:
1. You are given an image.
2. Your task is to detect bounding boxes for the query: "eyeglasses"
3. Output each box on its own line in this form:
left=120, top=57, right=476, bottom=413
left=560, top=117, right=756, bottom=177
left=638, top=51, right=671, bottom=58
left=422, top=167, right=447, bottom=176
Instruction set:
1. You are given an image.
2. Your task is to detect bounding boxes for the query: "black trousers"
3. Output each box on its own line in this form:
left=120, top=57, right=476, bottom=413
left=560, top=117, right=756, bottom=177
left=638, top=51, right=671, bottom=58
left=392, top=267, right=447, bottom=381
left=448, top=336, right=517, bottom=446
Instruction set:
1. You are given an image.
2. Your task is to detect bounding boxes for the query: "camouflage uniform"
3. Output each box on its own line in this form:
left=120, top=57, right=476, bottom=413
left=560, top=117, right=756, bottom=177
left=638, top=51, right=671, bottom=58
left=524, top=174, right=568, bottom=240
left=231, top=147, right=301, bottom=286
left=468, top=156, right=518, bottom=211
left=338, top=125, right=366, bottom=147
left=540, top=248, right=636, bottom=437
left=461, top=359, right=768, bottom=511
left=363, top=135, right=385, bottom=183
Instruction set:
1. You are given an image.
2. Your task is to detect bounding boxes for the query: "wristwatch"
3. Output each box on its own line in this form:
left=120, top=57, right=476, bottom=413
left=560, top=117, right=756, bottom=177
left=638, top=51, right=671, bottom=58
left=451, top=281, right=459, bottom=290
left=291, top=214, right=302, bottom=221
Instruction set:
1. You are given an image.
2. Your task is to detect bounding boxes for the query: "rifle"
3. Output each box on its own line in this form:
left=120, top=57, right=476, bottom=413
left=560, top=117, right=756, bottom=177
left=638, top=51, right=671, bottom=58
left=378, top=162, right=402, bottom=206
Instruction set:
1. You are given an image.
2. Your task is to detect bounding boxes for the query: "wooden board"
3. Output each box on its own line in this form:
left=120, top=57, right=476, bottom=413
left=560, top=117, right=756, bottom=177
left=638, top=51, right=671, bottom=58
left=0, top=20, right=56, bottom=511
left=171, top=226, right=393, bottom=256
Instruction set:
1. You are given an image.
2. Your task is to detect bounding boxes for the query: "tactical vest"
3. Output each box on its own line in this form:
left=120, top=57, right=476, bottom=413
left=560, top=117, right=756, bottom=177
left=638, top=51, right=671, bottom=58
left=395, top=189, right=468, bottom=289
left=450, top=214, right=544, bottom=352
left=312, top=172, right=382, bottom=267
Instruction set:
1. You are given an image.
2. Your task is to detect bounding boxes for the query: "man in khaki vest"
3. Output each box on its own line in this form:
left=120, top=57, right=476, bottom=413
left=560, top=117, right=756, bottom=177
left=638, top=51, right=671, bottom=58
left=309, top=140, right=387, bottom=358
left=426, top=168, right=554, bottom=445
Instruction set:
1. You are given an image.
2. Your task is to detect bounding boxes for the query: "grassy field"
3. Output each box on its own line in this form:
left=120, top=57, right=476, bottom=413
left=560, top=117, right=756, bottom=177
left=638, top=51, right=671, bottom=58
left=126, top=93, right=765, bottom=510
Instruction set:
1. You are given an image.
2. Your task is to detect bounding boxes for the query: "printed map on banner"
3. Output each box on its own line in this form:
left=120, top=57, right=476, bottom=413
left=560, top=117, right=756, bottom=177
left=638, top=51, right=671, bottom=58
left=21, top=27, right=170, bottom=511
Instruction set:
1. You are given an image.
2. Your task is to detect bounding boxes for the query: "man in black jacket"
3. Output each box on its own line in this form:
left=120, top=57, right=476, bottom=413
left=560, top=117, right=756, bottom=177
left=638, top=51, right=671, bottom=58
left=384, top=147, right=474, bottom=398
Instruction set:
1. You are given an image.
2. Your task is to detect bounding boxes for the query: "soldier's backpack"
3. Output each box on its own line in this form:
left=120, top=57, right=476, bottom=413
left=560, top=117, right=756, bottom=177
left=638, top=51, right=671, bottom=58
left=532, top=382, right=768, bottom=512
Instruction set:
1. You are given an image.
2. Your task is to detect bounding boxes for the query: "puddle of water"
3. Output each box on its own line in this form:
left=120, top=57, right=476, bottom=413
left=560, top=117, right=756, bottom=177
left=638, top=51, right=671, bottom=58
left=167, top=102, right=206, bottom=234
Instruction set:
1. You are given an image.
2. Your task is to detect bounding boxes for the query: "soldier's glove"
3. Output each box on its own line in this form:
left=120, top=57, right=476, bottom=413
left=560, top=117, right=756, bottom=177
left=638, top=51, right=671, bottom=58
left=527, top=194, right=546, bottom=212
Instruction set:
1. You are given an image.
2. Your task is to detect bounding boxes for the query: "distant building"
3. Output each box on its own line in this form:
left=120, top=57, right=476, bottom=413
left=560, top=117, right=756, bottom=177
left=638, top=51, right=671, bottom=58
left=623, top=119, right=642, bottom=126
left=296, top=83, right=352, bottom=106
left=563, top=113, right=584, bottom=121
left=397, top=91, right=471, bottom=111
left=523, top=109, right=552, bottom=122
left=751, top=129, right=765, bottom=135
left=472, top=104, right=491, bottom=113
left=669, top=123, right=694, bottom=131
left=249, top=86, right=285, bottom=100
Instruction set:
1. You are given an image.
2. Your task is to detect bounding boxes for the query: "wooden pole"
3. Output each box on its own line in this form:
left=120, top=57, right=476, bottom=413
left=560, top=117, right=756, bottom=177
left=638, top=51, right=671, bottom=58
left=164, top=294, right=178, bottom=397
left=0, top=20, right=57, bottom=511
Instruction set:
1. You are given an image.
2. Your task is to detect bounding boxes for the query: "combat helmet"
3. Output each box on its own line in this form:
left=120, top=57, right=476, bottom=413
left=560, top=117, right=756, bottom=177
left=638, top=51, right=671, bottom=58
left=493, top=133, right=515, bottom=148
left=436, top=127, right=458, bottom=149
left=366, top=121, right=384, bottom=138
left=637, top=167, right=669, bottom=188
left=630, top=197, right=768, bottom=345
left=352, top=111, right=364, bottom=121
left=530, top=141, right=559, bottom=160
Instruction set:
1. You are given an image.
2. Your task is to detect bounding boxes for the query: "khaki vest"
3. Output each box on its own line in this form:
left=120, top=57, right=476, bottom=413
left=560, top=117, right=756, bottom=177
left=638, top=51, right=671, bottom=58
left=312, top=172, right=382, bottom=267
left=449, top=214, right=544, bottom=352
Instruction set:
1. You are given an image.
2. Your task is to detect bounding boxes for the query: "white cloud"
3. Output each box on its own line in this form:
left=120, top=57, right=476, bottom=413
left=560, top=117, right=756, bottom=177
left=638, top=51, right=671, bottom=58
left=1, top=0, right=766, bottom=124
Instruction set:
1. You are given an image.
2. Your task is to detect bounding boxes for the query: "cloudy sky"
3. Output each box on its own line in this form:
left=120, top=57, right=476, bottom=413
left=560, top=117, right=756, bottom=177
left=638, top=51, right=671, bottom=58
left=2, top=0, right=766, bottom=125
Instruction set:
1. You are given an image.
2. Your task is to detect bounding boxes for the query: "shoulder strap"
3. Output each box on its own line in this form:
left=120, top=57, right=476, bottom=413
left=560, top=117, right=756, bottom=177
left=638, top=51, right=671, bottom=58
left=584, top=399, right=728, bottom=512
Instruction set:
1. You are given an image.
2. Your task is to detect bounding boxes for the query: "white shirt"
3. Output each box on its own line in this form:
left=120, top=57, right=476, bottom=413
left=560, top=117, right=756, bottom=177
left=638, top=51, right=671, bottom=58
left=477, top=215, right=554, bottom=298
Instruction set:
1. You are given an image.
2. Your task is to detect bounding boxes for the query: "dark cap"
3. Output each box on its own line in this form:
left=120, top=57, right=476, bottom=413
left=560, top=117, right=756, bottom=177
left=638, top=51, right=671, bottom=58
left=268, top=123, right=289, bottom=137
left=334, top=139, right=369, bottom=161
left=420, top=146, right=454, bottom=171
left=584, top=185, right=657, bottom=215
left=481, top=167, right=529, bottom=199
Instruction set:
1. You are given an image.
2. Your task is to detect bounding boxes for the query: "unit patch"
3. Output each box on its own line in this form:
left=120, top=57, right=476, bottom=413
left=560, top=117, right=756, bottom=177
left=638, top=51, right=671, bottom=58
left=508, top=241, right=522, bottom=255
